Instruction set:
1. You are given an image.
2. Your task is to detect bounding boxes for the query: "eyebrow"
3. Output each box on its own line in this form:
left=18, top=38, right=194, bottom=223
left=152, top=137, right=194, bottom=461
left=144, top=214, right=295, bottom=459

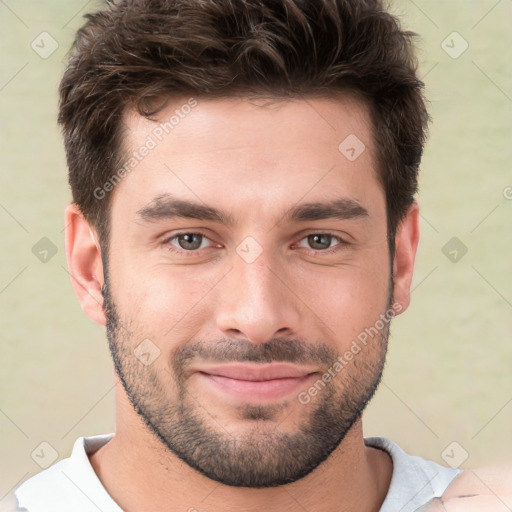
left=135, top=193, right=369, bottom=226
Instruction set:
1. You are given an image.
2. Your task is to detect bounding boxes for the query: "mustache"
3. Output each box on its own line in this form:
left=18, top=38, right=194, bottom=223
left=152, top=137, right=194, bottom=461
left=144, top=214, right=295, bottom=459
left=172, top=337, right=338, bottom=373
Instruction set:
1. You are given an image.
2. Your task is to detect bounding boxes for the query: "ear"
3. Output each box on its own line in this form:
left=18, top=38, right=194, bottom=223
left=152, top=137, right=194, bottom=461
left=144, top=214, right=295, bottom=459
left=392, top=201, right=420, bottom=314
left=64, top=203, right=106, bottom=326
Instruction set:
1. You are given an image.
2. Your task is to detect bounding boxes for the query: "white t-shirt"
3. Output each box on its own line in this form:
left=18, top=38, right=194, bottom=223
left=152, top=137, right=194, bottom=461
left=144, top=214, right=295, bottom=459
left=10, top=434, right=461, bottom=512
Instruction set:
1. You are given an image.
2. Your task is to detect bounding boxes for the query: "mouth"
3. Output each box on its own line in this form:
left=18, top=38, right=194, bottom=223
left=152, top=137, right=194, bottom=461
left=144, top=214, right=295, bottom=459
left=192, top=363, right=319, bottom=402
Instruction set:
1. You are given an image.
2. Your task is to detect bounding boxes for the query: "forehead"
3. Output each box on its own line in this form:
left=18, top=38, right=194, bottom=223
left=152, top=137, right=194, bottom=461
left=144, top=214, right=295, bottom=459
left=112, top=94, right=382, bottom=222
left=123, top=93, right=374, bottom=157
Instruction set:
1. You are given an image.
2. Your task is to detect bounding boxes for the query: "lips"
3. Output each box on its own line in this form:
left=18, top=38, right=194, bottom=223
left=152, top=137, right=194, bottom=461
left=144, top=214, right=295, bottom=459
left=191, top=363, right=319, bottom=402
left=193, top=363, right=318, bottom=381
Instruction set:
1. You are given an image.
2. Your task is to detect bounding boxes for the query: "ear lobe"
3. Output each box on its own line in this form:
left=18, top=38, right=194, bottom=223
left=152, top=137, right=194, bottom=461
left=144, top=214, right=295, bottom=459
left=64, top=203, right=106, bottom=326
left=392, top=201, right=420, bottom=315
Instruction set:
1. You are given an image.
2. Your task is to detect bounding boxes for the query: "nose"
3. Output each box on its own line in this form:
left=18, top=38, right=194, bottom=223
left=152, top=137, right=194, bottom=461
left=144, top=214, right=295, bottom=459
left=215, top=245, right=302, bottom=344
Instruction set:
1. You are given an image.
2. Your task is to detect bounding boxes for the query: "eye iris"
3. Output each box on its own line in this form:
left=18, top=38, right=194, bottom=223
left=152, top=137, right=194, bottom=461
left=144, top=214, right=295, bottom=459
left=308, top=234, right=332, bottom=250
left=174, top=234, right=335, bottom=251
left=178, top=233, right=202, bottom=250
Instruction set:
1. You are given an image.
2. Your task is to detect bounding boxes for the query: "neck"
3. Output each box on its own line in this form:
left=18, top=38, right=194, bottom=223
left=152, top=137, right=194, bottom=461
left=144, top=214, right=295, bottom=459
left=90, top=398, right=392, bottom=512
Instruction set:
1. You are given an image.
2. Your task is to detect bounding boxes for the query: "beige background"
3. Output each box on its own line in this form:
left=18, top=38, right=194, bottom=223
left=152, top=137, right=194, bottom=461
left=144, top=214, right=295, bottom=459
left=1, top=0, right=511, bottom=500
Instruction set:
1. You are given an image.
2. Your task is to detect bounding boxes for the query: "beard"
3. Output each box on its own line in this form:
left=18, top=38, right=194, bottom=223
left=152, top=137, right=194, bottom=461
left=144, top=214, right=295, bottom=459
left=101, top=272, right=392, bottom=488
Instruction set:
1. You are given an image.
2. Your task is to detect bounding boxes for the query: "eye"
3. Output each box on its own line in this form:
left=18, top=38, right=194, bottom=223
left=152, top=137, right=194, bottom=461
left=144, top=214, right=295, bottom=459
left=165, top=232, right=216, bottom=253
left=162, top=231, right=349, bottom=257
left=296, top=232, right=347, bottom=253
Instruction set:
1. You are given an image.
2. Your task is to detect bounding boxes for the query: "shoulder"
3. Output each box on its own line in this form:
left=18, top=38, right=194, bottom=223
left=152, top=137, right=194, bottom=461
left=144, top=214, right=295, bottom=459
left=13, top=457, right=72, bottom=509
left=421, top=466, right=512, bottom=511
left=13, top=434, right=115, bottom=512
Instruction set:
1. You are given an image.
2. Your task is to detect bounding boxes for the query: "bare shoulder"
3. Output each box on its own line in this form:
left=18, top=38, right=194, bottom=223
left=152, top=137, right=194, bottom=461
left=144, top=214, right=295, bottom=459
left=420, top=466, right=512, bottom=511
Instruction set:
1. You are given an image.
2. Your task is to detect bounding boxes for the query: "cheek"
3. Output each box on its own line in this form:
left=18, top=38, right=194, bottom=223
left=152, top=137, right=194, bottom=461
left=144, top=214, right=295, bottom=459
left=296, top=259, right=390, bottom=343
left=112, top=259, right=221, bottom=339
left=109, top=235, right=390, bottom=348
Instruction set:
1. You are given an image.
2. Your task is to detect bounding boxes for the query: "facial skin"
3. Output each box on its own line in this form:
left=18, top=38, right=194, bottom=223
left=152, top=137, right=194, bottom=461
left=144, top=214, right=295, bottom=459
left=101, top=270, right=391, bottom=488
left=65, top=94, right=420, bottom=511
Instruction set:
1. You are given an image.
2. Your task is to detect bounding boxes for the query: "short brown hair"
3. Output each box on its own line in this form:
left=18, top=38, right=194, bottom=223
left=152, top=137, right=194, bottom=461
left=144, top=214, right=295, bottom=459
left=59, top=0, right=429, bottom=261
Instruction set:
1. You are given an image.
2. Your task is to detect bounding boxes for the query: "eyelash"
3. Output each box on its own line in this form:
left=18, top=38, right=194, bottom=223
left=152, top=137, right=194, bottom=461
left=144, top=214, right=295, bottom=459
left=162, top=231, right=349, bottom=256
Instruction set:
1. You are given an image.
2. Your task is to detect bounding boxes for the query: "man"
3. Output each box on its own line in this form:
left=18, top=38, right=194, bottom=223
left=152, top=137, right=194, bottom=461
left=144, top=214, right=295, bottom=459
left=8, top=0, right=511, bottom=511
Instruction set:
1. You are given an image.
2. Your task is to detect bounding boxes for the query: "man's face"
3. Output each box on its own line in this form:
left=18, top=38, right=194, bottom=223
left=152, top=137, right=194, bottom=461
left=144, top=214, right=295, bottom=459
left=102, top=95, right=394, bottom=487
